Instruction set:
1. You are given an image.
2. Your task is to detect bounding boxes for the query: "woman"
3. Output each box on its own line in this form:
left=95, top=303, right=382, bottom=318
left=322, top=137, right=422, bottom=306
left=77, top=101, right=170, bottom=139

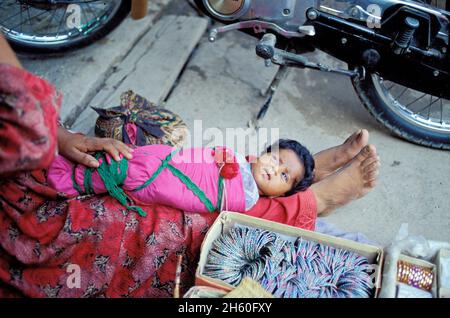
left=0, top=33, right=379, bottom=297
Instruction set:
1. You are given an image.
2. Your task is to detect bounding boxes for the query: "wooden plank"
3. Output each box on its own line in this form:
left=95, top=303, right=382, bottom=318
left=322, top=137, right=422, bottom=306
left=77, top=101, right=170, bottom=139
left=71, top=15, right=208, bottom=135
left=22, top=0, right=171, bottom=125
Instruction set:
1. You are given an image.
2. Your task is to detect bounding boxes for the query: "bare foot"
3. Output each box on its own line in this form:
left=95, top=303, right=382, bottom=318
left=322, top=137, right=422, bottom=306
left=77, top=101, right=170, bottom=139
left=313, top=129, right=369, bottom=182
left=311, top=144, right=380, bottom=217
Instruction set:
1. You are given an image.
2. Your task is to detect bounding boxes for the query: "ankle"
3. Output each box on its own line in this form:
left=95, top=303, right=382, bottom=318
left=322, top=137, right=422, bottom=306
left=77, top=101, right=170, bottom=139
left=311, top=184, right=336, bottom=215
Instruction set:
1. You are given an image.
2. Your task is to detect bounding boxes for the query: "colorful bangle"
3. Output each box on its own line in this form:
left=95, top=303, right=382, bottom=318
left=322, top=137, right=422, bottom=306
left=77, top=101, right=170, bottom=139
left=397, top=261, right=434, bottom=291
left=204, top=227, right=374, bottom=298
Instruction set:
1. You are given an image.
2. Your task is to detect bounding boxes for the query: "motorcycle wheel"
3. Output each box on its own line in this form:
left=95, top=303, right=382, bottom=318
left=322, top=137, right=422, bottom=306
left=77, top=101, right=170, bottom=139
left=0, top=0, right=131, bottom=54
left=352, top=73, right=450, bottom=150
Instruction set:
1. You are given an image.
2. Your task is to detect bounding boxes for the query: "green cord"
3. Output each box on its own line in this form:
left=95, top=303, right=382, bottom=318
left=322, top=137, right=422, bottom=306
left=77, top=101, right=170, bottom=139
left=71, top=164, right=84, bottom=195
left=166, top=164, right=216, bottom=213
left=216, top=175, right=224, bottom=212
left=133, top=149, right=180, bottom=192
left=84, top=167, right=94, bottom=195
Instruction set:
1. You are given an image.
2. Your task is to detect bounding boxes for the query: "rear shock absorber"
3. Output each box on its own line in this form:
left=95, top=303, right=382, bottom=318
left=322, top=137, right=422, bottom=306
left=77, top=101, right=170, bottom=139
left=392, top=17, right=420, bottom=55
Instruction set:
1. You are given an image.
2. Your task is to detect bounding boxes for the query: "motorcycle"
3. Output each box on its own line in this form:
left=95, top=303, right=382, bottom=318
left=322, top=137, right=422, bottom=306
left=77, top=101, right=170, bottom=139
left=193, top=0, right=450, bottom=149
left=1, top=0, right=449, bottom=149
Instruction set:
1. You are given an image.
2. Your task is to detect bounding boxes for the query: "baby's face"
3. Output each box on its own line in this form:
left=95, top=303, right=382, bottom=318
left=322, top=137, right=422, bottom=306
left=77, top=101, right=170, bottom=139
left=251, top=148, right=305, bottom=197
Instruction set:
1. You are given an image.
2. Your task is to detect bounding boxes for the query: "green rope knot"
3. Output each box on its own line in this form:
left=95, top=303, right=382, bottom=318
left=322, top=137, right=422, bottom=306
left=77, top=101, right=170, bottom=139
left=72, top=152, right=147, bottom=217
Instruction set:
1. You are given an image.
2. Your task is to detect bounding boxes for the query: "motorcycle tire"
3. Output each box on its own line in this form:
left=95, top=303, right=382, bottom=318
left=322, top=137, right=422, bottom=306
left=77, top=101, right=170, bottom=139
left=1, top=0, right=131, bottom=54
left=352, top=73, right=450, bottom=150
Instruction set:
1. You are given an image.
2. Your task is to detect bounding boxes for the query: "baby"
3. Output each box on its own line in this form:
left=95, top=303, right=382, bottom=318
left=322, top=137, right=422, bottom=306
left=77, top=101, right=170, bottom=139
left=47, top=139, right=314, bottom=216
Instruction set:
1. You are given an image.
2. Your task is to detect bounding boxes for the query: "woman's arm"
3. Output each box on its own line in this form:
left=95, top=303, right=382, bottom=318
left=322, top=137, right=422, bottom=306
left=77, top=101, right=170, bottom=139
left=0, top=67, right=60, bottom=176
left=1, top=32, right=62, bottom=176
left=1, top=32, right=133, bottom=171
left=0, top=33, right=22, bottom=68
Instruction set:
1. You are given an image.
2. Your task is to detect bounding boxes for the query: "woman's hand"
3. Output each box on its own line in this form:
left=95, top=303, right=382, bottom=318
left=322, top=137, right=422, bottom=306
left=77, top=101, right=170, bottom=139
left=57, top=126, right=133, bottom=168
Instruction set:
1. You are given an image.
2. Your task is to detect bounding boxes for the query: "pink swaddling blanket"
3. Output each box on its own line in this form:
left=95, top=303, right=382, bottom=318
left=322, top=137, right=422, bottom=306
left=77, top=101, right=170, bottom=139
left=47, top=144, right=246, bottom=213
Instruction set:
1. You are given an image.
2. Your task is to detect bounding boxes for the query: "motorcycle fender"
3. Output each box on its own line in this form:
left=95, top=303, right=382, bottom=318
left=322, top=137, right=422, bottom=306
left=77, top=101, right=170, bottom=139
left=131, top=0, right=148, bottom=20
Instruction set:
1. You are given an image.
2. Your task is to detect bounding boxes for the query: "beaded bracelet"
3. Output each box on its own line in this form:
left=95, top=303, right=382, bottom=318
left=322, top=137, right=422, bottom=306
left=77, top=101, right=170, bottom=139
left=397, top=261, right=434, bottom=291
left=204, top=227, right=374, bottom=298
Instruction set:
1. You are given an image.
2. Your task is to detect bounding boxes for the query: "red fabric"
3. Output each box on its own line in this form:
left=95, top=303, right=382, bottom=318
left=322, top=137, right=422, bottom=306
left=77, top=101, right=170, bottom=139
left=0, top=64, right=317, bottom=298
left=245, top=189, right=317, bottom=231
left=0, top=64, right=61, bottom=177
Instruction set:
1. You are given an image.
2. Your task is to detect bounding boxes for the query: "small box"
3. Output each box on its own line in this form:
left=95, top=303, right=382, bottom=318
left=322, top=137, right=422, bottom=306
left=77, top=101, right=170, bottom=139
left=436, top=249, right=450, bottom=298
left=396, top=254, right=437, bottom=298
left=196, top=211, right=384, bottom=297
left=183, top=286, right=228, bottom=298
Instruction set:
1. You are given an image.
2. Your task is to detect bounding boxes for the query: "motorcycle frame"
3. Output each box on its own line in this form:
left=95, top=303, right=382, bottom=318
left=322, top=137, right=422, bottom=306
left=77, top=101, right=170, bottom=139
left=199, top=0, right=450, bottom=99
left=302, top=5, right=450, bottom=98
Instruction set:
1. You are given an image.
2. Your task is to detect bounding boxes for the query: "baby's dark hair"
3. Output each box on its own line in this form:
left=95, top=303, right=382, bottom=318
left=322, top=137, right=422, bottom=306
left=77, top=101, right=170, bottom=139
left=266, top=139, right=315, bottom=196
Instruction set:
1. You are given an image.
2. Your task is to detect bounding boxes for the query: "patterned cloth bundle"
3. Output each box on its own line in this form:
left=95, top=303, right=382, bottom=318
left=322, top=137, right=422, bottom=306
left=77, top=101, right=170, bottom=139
left=94, top=90, right=188, bottom=148
left=204, top=227, right=374, bottom=298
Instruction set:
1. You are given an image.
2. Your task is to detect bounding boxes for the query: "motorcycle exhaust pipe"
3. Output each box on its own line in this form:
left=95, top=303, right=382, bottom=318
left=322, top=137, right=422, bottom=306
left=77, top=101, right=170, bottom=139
left=131, top=0, right=148, bottom=20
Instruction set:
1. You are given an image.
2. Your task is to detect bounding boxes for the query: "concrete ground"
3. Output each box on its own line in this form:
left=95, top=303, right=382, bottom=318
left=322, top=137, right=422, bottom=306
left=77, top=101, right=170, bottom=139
left=19, top=1, right=450, bottom=247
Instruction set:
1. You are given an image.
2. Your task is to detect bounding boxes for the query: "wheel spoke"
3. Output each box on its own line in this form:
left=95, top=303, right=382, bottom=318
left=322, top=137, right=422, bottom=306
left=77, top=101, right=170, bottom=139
left=394, top=87, right=409, bottom=101
left=19, top=4, right=24, bottom=34
left=0, top=1, right=122, bottom=48
left=26, top=6, right=33, bottom=29
left=0, top=6, right=26, bottom=25
left=47, top=7, right=58, bottom=32
left=56, top=7, right=68, bottom=38
left=9, top=7, right=50, bottom=33
left=413, top=96, right=441, bottom=115
left=79, top=5, right=92, bottom=34
left=404, top=93, right=427, bottom=108
left=86, top=2, right=101, bottom=22
left=375, top=74, right=450, bottom=133
left=428, top=95, right=432, bottom=120
left=386, top=83, right=396, bottom=91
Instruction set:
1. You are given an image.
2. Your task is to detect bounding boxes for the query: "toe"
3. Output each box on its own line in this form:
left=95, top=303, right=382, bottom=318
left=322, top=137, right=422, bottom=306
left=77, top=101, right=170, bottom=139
left=358, top=129, right=369, bottom=144
left=364, top=165, right=380, bottom=175
left=347, top=129, right=369, bottom=148
left=364, top=170, right=379, bottom=181
left=363, top=158, right=381, bottom=172
left=365, top=180, right=378, bottom=188
left=357, top=145, right=377, bottom=162
left=344, top=129, right=361, bottom=144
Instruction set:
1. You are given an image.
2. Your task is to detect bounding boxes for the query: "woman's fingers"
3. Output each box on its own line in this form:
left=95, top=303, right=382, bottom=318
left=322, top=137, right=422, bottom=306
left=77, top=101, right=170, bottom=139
left=101, top=140, right=121, bottom=162
left=112, top=139, right=134, bottom=160
left=86, top=137, right=133, bottom=162
left=67, top=147, right=100, bottom=168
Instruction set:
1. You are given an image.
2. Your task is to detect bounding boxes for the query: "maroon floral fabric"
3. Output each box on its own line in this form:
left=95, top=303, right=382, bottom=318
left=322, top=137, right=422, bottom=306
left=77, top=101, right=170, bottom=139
left=0, top=64, right=317, bottom=298
left=0, top=64, right=60, bottom=177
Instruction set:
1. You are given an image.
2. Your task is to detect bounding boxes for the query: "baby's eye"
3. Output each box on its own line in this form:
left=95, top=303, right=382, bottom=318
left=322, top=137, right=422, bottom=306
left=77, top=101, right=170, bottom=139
left=281, top=172, right=288, bottom=182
